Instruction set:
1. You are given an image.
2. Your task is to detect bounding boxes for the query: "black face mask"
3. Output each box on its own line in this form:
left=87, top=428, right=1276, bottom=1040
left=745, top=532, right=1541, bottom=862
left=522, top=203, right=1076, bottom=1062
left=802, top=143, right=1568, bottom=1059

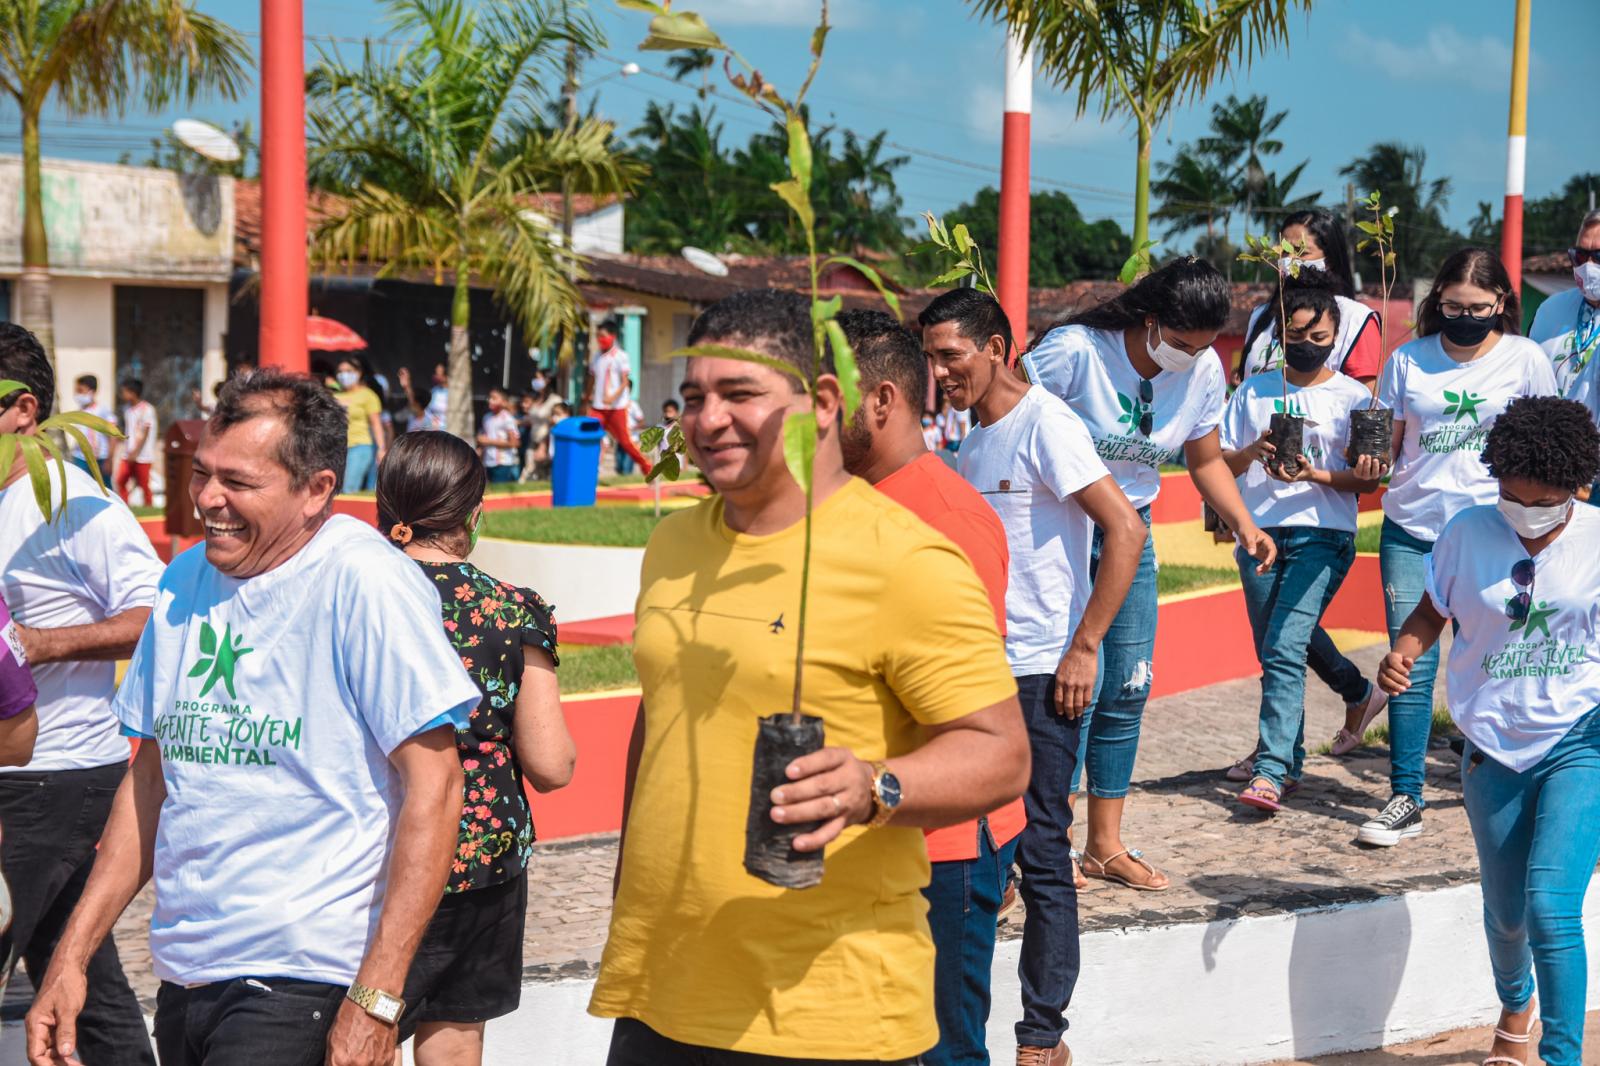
left=1283, top=339, right=1333, bottom=373
left=1439, top=311, right=1498, bottom=347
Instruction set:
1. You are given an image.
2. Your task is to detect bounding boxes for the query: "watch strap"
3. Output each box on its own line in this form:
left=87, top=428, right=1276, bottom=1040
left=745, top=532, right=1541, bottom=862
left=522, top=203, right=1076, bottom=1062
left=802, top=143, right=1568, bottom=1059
left=346, top=981, right=404, bottom=1024
left=867, top=760, right=896, bottom=828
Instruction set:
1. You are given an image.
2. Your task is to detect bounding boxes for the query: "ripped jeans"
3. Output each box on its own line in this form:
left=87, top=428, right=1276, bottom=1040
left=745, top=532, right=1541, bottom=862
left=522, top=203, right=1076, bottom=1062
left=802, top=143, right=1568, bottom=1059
left=1070, top=506, right=1157, bottom=799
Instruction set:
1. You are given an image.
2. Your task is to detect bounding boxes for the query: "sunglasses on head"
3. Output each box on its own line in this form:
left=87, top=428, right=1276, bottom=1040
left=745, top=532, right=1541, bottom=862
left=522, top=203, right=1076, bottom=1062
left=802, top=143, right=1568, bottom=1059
left=1505, top=557, right=1536, bottom=623
left=1571, top=247, right=1600, bottom=268
left=1137, top=378, right=1153, bottom=436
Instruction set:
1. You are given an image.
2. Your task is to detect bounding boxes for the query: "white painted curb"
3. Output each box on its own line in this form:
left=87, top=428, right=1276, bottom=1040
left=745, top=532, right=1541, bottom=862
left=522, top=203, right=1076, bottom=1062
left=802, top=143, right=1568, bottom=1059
left=468, top=538, right=643, bottom=623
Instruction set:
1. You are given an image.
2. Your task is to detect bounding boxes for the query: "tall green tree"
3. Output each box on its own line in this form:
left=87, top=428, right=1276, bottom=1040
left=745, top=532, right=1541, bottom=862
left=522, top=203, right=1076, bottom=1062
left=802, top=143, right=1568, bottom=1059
left=666, top=46, right=715, bottom=98
left=1197, top=93, right=1286, bottom=231
left=1340, top=142, right=1454, bottom=283
left=308, top=0, right=640, bottom=440
left=944, top=186, right=1129, bottom=286
left=0, top=0, right=249, bottom=364
left=1470, top=172, right=1600, bottom=255
left=1151, top=146, right=1234, bottom=242
left=969, top=0, right=1309, bottom=250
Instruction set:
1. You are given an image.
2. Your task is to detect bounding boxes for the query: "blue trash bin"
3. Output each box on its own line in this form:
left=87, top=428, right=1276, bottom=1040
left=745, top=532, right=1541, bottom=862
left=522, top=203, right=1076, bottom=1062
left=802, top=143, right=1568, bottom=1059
left=551, top=416, right=606, bottom=507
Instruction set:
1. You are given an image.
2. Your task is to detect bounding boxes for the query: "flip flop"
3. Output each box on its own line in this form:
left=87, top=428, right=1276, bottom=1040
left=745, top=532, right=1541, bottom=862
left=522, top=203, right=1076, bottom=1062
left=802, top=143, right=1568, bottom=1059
left=1239, top=779, right=1282, bottom=812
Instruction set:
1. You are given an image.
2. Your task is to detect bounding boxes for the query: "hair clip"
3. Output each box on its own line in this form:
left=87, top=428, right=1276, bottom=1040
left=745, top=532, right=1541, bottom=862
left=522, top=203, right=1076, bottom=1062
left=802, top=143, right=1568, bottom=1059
left=389, top=522, right=414, bottom=546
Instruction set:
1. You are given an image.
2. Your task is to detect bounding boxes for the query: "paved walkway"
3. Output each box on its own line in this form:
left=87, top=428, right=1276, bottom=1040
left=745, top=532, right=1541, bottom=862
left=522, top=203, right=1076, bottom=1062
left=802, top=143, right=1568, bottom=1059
left=1274, top=1013, right=1598, bottom=1064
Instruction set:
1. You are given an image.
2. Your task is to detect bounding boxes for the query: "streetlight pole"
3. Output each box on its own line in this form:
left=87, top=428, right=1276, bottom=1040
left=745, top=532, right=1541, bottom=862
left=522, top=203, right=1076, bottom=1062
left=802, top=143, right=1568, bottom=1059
left=1501, top=0, right=1531, bottom=296
left=260, top=0, right=308, bottom=372
left=998, top=32, right=1032, bottom=363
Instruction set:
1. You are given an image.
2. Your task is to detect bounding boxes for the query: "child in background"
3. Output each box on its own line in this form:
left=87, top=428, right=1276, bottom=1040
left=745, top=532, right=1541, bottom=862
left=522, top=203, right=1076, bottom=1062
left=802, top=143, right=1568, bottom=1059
left=922, top=410, right=942, bottom=451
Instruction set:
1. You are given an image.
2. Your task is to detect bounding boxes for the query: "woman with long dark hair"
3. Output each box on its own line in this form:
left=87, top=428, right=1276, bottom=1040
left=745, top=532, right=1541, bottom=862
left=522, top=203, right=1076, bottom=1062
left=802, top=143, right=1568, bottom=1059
left=1362, top=247, right=1557, bottom=849
left=1237, top=208, right=1384, bottom=388
left=377, top=432, right=575, bottom=1066
left=1023, top=256, right=1278, bottom=891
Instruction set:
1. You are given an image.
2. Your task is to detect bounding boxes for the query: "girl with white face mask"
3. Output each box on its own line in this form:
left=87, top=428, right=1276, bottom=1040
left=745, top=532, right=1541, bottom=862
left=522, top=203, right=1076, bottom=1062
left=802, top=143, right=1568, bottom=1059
left=1535, top=212, right=1600, bottom=400
left=1364, top=248, right=1557, bottom=850
left=1380, top=396, right=1600, bottom=1066
left=1023, top=256, right=1278, bottom=892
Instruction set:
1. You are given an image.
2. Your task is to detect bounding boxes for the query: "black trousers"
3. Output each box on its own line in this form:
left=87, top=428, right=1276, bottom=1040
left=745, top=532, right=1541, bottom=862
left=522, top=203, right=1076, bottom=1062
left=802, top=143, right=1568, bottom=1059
left=0, top=763, right=154, bottom=1066
left=154, top=978, right=345, bottom=1066
left=607, top=1018, right=926, bottom=1065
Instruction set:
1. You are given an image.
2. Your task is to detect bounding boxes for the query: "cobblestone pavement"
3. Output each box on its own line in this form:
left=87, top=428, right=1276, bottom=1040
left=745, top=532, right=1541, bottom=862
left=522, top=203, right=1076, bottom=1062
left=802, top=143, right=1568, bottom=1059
left=1274, top=1011, right=1597, bottom=1064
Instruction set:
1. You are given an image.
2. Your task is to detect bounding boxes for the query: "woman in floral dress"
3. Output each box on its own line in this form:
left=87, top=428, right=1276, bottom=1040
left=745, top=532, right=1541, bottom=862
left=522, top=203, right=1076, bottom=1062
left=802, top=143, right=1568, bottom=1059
left=377, top=431, right=575, bottom=1066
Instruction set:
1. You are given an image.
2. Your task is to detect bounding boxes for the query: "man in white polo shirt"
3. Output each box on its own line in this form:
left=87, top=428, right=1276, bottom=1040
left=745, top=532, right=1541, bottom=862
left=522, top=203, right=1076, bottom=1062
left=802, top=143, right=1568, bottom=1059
left=0, top=323, right=160, bottom=1066
left=590, top=317, right=651, bottom=475
left=27, top=370, right=479, bottom=1066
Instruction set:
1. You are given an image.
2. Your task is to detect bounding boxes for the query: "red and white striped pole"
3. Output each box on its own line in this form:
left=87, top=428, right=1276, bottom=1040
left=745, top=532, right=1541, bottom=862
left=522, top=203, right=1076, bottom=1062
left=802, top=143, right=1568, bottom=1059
left=1501, top=0, right=1531, bottom=295
left=260, top=0, right=308, bottom=372
left=998, top=32, right=1032, bottom=362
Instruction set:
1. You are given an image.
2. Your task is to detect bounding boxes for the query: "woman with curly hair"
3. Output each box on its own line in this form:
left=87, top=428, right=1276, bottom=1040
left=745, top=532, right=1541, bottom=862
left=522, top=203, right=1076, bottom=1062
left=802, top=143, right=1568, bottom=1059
left=1380, top=396, right=1600, bottom=1066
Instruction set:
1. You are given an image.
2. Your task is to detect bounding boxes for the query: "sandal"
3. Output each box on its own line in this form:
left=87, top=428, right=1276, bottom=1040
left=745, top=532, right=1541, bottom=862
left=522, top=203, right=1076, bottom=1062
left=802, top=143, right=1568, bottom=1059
left=1224, top=751, right=1255, bottom=782
left=1239, top=778, right=1281, bottom=812
left=1483, top=1019, right=1534, bottom=1065
left=1331, top=686, right=1389, bottom=756
left=1081, top=848, right=1169, bottom=892
left=1069, top=848, right=1088, bottom=891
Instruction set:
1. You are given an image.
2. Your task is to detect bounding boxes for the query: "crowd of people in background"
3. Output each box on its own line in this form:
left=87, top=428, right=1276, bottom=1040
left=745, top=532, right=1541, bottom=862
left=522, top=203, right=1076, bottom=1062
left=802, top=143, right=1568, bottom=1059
left=5, top=206, right=1600, bottom=1066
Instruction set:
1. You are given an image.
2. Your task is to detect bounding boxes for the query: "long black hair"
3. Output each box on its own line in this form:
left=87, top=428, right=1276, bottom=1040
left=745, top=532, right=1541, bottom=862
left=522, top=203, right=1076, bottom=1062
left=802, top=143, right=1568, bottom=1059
left=1242, top=268, right=1345, bottom=355
left=1281, top=208, right=1357, bottom=299
left=1416, top=247, right=1521, bottom=339
left=1063, top=256, right=1230, bottom=336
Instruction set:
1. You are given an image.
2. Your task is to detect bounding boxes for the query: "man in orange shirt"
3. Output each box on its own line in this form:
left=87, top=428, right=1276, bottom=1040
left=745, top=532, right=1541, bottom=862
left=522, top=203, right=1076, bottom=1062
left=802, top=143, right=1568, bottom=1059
left=838, top=309, right=1024, bottom=1066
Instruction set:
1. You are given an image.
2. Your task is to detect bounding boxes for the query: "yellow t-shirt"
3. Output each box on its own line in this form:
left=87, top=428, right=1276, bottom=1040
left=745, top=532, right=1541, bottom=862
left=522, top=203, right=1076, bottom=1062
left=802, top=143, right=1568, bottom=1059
left=337, top=386, right=382, bottom=447
left=588, top=478, right=1017, bottom=1059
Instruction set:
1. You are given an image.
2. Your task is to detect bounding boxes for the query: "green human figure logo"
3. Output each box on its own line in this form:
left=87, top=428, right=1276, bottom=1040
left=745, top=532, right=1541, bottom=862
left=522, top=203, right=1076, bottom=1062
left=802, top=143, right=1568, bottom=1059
left=1507, top=599, right=1556, bottom=640
left=188, top=621, right=254, bottom=699
left=1442, top=389, right=1485, bottom=423
left=1272, top=398, right=1305, bottom=417
left=1116, top=392, right=1149, bottom=434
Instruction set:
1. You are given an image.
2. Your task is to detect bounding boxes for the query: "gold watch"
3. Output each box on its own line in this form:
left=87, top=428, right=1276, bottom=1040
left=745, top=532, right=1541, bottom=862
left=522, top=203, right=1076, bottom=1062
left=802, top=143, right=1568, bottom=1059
left=867, top=760, right=903, bottom=828
left=346, top=981, right=405, bottom=1026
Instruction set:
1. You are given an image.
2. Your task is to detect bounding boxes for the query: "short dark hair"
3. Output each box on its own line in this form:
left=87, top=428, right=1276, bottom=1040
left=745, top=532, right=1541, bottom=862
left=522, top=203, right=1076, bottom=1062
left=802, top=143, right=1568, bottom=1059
left=1417, top=247, right=1521, bottom=339
left=1483, top=396, right=1600, bottom=493
left=1281, top=208, right=1357, bottom=299
left=75, top=374, right=98, bottom=393
left=918, top=288, right=1013, bottom=361
left=598, top=316, right=622, bottom=336
left=120, top=378, right=144, bottom=399
left=837, top=309, right=927, bottom=408
left=377, top=431, right=487, bottom=550
left=662, top=399, right=680, bottom=412
left=1064, top=256, right=1230, bottom=336
left=1245, top=270, right=1344, bottom=353
left=687, top=289, right=822, bottom=392
left=210, top=369, right=347, bottom=491
left=0, top=323, right=54, bottom=417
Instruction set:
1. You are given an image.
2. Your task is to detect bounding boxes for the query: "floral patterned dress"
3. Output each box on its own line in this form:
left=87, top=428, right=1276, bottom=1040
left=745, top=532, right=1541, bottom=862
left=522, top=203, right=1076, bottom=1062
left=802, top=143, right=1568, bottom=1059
left=416, top=560, right=559, bottom=894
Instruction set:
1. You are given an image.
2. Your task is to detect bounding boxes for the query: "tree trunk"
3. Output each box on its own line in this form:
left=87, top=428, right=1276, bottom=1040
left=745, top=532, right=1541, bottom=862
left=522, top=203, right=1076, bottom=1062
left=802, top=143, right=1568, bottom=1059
left=447, top=269, right=473, bottom=441
left=18, top=104, right=55, bottom=367
left=1132, top=117, right=1152, bottom=251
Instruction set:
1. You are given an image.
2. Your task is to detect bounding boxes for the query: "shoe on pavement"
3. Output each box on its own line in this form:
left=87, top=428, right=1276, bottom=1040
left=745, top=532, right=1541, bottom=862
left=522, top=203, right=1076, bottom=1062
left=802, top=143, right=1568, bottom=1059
left=1016, top=1040, right=1071, bottom=1066
left=1357, top=794, right=1423, bottom=847
left=998, top=879, right=1020, bottom=925
left=1224, top=751, right=1256, bottom=782
left=1331, top=685, right=1390, bottom=756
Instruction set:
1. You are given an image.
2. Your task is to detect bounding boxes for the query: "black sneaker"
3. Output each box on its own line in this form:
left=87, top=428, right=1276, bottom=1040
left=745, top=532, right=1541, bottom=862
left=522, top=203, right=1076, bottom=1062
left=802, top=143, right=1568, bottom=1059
left=1357, top=794, right=1423, bottom=847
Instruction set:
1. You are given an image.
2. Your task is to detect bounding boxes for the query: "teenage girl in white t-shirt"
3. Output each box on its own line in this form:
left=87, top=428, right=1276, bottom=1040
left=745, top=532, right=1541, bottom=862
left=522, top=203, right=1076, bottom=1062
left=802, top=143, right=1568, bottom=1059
left=1023, top=257, right=1279, bottom=892
left=1364, top=248, right=1557, bottom=849
left=1380, top=396, right=1600, bottom=1066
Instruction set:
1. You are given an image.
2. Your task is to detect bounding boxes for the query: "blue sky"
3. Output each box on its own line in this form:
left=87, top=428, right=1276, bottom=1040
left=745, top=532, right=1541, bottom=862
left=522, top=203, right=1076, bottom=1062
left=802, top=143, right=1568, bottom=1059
left=6, top=0, right=1598, bottom=250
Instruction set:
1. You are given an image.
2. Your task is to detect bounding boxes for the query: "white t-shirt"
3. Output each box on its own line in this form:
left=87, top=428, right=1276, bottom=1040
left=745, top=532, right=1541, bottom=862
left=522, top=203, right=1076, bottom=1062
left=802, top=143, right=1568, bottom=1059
left=958, top=386, right=1110, bottom=673
left=1530, top=287, right=1600, bottom=395
left=1239, top=295, right=1379, bottom=379
left=0, top=464, right=163, bottom=773
left=1378, top=334, right=1557, bottom=541
left=590, top=348, right=631, bottom=411
left=1426, top=503, right=1600, bottom=772
left=1221, top=372, right=1373, bottom=533
left=68, top=402, right=116, bottom=461
left=480, top=409, right=520, bottom=468
left=420, top=385, right=449, bottom=431
left=112, top=516, right=480, bottom=986
left=1023, top=324, right=1225, bottom=510
left=935, top=407, right=969, bottom=445
left=122, top=401, right=158, bottom=463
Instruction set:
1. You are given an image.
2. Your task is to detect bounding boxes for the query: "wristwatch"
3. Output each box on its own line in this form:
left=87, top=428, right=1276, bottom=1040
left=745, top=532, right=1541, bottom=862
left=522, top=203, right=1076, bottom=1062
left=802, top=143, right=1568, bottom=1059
left=867, top=760, right=903, bottom=828
left=346, top=981, right=405, bottom=1026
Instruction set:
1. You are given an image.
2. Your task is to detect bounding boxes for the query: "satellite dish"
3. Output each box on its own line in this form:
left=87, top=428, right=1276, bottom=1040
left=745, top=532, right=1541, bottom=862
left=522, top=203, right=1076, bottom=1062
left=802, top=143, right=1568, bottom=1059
left=172, top=119, right=242, bottom=164
left=682, top=246, right=729, bottom=277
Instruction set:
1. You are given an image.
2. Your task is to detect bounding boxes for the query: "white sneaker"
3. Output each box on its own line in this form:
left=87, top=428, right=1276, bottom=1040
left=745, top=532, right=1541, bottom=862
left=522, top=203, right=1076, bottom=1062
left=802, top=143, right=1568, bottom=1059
left=1357, top=794, right=1423, bottom=847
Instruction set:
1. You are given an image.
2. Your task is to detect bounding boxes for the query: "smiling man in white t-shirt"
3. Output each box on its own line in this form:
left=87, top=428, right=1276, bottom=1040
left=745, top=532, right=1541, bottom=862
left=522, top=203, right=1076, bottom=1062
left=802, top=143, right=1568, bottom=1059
left=27, top=370, right=480, bottom=1066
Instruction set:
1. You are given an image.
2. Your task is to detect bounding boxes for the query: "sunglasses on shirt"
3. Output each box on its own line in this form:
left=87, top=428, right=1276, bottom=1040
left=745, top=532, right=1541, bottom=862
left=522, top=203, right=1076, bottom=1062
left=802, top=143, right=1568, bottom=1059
left=1505, top=557, right=1536, bottom=623
left=1570, top=247, right=1600, bottom=268
left=1137, top=378, right=1153, bottom=436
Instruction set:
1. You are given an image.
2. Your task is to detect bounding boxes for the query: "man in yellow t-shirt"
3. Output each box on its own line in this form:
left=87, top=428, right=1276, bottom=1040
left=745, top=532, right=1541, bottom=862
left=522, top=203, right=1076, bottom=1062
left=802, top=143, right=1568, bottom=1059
left=588, top=290, right=1028, bottom=1064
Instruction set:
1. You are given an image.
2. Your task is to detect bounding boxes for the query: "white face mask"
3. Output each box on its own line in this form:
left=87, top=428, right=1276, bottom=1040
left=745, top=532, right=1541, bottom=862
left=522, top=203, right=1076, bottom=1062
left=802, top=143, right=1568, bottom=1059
left=1497, top=495, right=1572, bottom=539
left=335, top=371, right=360, bottom=389
left=1279, top=256, right=1327, bottom=276
left=74, top=391, right=93, bottom=407
left=1147, top=322, right=1199, bottom=374
left=1574, top=261, right=1600, bottom=303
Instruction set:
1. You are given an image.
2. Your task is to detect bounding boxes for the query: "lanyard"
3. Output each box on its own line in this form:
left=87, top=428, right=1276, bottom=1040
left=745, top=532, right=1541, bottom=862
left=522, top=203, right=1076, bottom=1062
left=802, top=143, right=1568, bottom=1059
left=1576, top=301, right=1600, bottom=360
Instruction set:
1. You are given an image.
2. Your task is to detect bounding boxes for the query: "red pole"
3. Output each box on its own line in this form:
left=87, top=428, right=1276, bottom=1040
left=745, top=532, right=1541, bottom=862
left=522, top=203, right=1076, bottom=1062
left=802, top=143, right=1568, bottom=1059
left=998, top=32, right=1032, bottom=363
left=1501, top=0, right=1530, bottom=295
left=259, top=0, right=307, bottom=372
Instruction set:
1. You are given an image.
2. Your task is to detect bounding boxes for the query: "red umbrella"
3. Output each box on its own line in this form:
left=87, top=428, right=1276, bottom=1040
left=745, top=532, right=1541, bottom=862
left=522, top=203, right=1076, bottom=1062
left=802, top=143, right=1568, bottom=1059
left=306, top=315, right=367, bottom=352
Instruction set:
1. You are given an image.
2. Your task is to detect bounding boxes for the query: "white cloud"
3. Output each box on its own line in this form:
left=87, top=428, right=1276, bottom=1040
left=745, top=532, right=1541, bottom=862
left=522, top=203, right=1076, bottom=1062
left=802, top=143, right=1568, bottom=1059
left=963, top=82, right=1122, bottom=149
left=687, top=0, right=869, bottom=30
left=1341, top=26, right=1541, bottom=93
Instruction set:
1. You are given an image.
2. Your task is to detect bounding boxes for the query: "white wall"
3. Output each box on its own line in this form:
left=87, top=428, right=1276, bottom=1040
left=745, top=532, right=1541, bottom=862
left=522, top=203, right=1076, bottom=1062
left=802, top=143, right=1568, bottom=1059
left=468, top=538, right=643, bottom=622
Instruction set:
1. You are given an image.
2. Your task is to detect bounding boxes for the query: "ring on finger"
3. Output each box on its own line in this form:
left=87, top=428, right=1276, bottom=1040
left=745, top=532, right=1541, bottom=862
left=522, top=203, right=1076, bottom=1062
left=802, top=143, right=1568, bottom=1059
left=831, top=794, right=842, bottom=815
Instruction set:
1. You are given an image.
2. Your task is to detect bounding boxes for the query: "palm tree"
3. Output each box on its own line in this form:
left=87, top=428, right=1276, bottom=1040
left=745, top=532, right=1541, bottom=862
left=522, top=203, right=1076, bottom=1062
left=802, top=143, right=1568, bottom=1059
left=1340, top=142, right=1454, bottom=283
left=666, top=47, right=715, bottom=99
left=1152, top=146, right=1234, bottom=242
left=0, top=0, right=249, bottom=363
left=1249, top=160, right=1317, bottom=232
left=307, top=0, right=641, bottom=440
left=968, top=0, right=1309, bottom=249
left=1197, top=93, right=1287, bottom=234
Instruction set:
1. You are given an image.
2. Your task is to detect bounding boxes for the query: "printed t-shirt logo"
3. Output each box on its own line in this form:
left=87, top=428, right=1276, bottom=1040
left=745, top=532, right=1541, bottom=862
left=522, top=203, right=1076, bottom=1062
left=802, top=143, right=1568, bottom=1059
left=187, top=621, right=253, bottom=698
left=1481, top=598, right=1580, bottom=680
left=1115, top=391, right=1149, bottom=435
left=1506, top=598, right=1557, bottom=640
left=1442, top=389, right=1485, bottom=423
left=1271, top=397, right=1306, bottom=417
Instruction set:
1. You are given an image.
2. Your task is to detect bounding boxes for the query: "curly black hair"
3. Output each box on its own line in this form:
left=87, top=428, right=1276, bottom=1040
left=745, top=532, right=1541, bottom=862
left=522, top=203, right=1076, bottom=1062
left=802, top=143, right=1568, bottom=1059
left=1482, top=396, right=1600, bottom=492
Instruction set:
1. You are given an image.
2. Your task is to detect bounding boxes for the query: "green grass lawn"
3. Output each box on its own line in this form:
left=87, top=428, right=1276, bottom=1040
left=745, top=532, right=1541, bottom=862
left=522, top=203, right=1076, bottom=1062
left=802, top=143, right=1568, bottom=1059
left=1312, top=704, right=1455, bottom=756
left=131, top=505, right=162, bottom=518
left=1355, top=523, right=1381, bottom=553
left=561, top=644, right=638, bottom=693
left=483, top=505, right=665, bottom=547
left=1157, top=563, right=1238, bottom=596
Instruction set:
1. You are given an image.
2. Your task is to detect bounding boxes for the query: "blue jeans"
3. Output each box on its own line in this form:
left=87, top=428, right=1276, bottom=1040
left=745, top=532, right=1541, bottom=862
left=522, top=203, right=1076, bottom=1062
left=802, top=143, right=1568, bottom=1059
left=1307, top=627, right=1372, bottom=706
left=1235, top=527, right=1357, bottom=788
left=1071, top=506, right=1156, bottom=798
left=1463, top=710, right=1600, bottom=1066
left=923, top=829, right=1018, bottom=1066
left=343, top=442, right=377, bottom=493
left=1013, top=674, right=1081, bottom=1048
left=1379, top=518, right=1438, bottom=801
left=487, top=463, right=519, bottom=483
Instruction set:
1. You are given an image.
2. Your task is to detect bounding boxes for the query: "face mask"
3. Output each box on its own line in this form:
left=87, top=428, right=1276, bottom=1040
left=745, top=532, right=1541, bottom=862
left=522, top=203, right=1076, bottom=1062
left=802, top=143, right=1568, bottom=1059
left=1278, top=256, right=1327, bottom=276
left=1283, top=339, right=1333, bottom=373
left=1147, top=322, right=1199, bottom=374
left=335, top=371, right=360, bottom=389
left=468, top=509, right=482, bottom=553
left=1575, top=261, right=1600, bottom=302
left=1439, top=310, right=1498, bottom=348
left=74, top=391, right=92, bottom=407
left=921, top=417, right=934, bottom=428
left=1498, top=495, right=1571, bottom=539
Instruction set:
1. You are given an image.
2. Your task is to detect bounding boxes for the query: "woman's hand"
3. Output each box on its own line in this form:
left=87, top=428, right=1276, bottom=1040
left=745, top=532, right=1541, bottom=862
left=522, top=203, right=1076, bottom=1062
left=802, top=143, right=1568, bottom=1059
left=1266, top=457, right=1318, bottom=484
left=1378, top=651, right=1413, bottom=695
left=1351, top=453, right=1389, bottom=480
left=1241, top=430, right=1277, bottom=468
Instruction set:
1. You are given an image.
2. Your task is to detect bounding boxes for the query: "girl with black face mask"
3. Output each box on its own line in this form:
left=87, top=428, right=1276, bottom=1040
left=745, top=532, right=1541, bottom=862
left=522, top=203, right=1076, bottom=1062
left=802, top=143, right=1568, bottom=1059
left=1219, top=289, right=1387, bottom=813
left=1358, top=247, right=1558, bottom=850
